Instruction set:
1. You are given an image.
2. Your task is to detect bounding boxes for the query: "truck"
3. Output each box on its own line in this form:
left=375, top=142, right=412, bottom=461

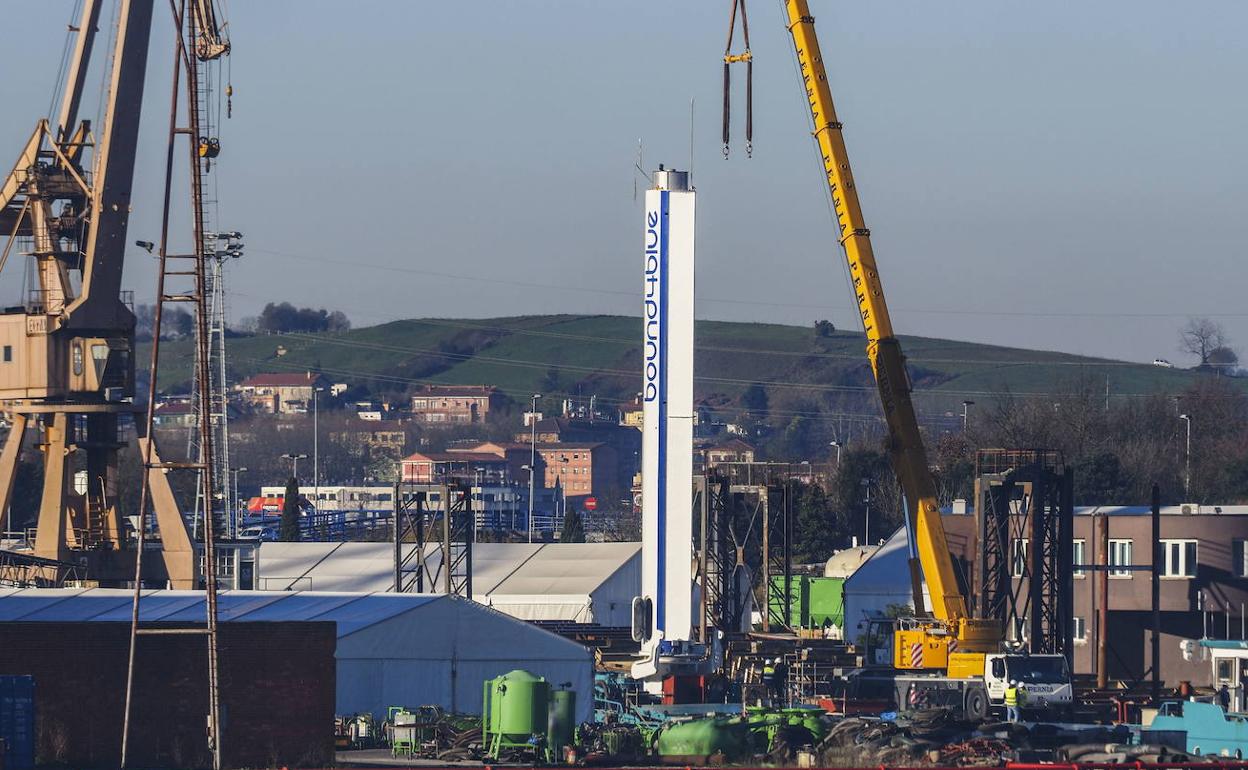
left=849, top=618, right=1072, bottom=719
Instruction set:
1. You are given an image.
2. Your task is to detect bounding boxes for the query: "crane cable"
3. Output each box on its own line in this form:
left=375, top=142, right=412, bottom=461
left=722, top=0, right=753, bottom=158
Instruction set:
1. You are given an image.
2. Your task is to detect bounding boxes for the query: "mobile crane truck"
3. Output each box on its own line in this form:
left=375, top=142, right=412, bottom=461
left=771, top=0, right=1073, bottom=720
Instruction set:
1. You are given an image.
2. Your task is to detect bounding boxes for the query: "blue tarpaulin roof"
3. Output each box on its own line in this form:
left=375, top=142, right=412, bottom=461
left=0, top=589, right=445, bottom=636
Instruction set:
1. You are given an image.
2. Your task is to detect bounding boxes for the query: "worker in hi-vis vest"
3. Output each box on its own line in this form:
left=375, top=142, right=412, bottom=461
left=1004, top=680, right=1020, bottom=722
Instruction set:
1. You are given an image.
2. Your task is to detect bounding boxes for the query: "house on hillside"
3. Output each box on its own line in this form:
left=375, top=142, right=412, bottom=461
left=410, top=385, right=497, bottom=424
left=330, top=419, right=408, bottom=456
left=702, top=438, right=756, bottom=467
left=235, top=372, right=329, bottom=415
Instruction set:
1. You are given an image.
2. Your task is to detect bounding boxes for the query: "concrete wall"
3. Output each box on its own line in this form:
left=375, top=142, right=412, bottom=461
left=0, top=621, right=336, bottom=769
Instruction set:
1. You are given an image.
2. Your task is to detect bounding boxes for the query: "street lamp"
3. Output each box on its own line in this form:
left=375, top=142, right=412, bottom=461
left=1179, top=413, right=1192, bottom=499
left=961, top=400, right=975, bottom=432
left=282, top=453, right=308, bottom=481
left=313, top=385, right=325, bottom=517
left=474, top=466, right=485, bottom=540
left=829, top=440, right=842, bottom=465
left=522, top=464, right=534, bottom=540
left=229, top=466, right=247, bottom=537
left=528, top=393, right=540, bottom=543
left=861, top=478, right=872, bottom=545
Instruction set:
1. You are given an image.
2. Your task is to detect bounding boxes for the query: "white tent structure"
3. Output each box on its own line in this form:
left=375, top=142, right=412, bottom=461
left=0, top=588, right=593, bottom=721
left=841, top=527, right=931, bottom=645
left=257, top=541, right=641, bottom=626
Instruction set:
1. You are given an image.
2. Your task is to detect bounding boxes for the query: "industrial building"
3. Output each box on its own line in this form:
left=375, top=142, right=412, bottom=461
left=840, top=505, right=1248, bottom=687
left=256, top=541, right=640, bottom=626
left=0, top=589, right=594, bottom=725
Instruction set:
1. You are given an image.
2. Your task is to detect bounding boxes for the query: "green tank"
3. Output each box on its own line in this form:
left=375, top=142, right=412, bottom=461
left=656, top=716, right=753, bottom=764
left=546, top=688, right=577, bottom=761
left=483, top=669, right=550, bottom=758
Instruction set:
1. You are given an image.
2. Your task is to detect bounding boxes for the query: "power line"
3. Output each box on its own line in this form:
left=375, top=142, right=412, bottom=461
left=227, top=290, right=1185, bottom=370
left=246, top=246, right=1248, bottom=320
left=229, top=333, right=1183, bottom=402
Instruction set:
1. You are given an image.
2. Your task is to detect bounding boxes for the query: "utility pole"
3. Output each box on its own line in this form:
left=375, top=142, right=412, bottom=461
left=283, top=453, right=307, bottom=481
left=528, top=393, right=540, bottom=543
left=961, top=400, right=974, bottom=432
left=1097, top=514, right=1109, bottom=689
left=313, top=385, right=324, bottom=514
left=829, top=440, right=841, bottom=466
left=230, top=467, right=247, bottom=533
left=1179, top=414, right=1192, bottom=499
left=861, top=478, right=872, bottom=545
left=1151, top=484, right=1161, bottom=703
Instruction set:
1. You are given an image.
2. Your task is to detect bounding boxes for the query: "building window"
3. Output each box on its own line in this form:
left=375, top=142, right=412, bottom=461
left=1161, top=539, right=1197, bottom=578
left=1011, top=538, right=1027, bottom=578
left=1072, top=539, right=1086, bottom=578
left=1073, top=616, right=1086, bottom=643
left=1109, top=539, right=1133, bottom=578
left=1217, top=658, right=1235, bottom=684
left=2, top=345, right=10, bottom=362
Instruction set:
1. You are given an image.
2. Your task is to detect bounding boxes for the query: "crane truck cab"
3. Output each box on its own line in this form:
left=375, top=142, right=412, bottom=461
left=984, top=653, right=1073, bottom=716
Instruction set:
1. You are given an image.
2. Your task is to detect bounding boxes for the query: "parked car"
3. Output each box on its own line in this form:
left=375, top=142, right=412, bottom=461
left=1153, top=358, right=1174, bottom=368
left=237, top=525, right=278, bottom=542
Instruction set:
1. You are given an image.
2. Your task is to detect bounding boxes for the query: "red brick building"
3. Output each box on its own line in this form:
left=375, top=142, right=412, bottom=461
left=409, top=385, right=497, bottom=424
left=534, top=442, right=617, bottom=501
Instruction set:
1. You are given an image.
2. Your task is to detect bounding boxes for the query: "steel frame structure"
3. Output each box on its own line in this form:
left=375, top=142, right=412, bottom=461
left=393, top=482, right=473, bottom=598
left=694, top=465, right=796, bottom=637
left=974, top=450, right=1074, bottom=662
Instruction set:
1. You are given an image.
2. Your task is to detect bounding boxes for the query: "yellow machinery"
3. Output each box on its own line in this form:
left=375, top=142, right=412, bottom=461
left=0, top=0, right=228, bottom=586
left=776, top=0, right=1002, bottom=674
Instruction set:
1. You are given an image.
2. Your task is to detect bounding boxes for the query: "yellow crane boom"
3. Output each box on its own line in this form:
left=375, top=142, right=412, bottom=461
left=779, top=1, right=989, bottom=645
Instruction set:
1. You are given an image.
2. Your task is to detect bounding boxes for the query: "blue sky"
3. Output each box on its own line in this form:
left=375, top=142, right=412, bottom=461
left=2, top=1, right=1246, bottom=364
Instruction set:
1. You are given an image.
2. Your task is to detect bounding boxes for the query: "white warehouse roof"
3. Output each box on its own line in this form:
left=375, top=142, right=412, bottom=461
left=0, top=588, right=593, bottom=721
left=257, top=541, right=641, bottom=626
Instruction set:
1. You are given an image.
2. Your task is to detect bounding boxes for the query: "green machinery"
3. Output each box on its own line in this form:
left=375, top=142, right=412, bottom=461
left=388, top=705, right=443, bottom=758
left=769, top=575, right=844, bottom=629
left=482, top=669, right=577, bottom=762
left=655, top=717, right=753, bottom=764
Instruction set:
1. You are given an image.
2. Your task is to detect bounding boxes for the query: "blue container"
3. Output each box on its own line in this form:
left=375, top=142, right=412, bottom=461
left=0, top=675, right=35, bottom=770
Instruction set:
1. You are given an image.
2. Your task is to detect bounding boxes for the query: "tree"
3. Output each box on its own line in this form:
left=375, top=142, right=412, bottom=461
left=279, top=476, right=302, bottom=541
left=1208, top=346, right=1239, bottom=374
left=790, top=480, right=840, bottom=563
left=256, top=302, right=351, bottom=334
left=814, top=319, right=836, bottom=338
left=741, top=383, right=769, bottom=417
left=559, top=509, right=586, bottom=543
left=1179, top=317, right=1227, bottom=367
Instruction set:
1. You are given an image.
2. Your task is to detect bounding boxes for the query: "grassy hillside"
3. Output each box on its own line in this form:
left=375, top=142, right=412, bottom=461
left=140, top=314, right=1218, bottom=422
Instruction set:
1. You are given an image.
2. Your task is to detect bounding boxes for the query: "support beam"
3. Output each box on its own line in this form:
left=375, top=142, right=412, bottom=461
left=0, top=413, right=29, bottom=532
left=34, top=413, right=69, bottom=561
left=136, top=436, right=196, bottom=588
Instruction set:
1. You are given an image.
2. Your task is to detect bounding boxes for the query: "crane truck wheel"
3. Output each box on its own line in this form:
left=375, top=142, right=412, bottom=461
left=964, top=686, right=989, bottom=722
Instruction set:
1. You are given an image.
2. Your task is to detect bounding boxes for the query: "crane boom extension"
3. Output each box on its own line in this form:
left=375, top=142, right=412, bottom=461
left=780, top=1, right=975, bottom=630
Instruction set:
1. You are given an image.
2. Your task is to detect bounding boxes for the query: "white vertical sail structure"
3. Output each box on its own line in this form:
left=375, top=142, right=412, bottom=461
left=634, top=167, right=711, bottom=683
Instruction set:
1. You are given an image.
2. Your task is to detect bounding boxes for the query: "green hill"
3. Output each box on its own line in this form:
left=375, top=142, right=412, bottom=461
left=141, top=314, right=1217, bottom=422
